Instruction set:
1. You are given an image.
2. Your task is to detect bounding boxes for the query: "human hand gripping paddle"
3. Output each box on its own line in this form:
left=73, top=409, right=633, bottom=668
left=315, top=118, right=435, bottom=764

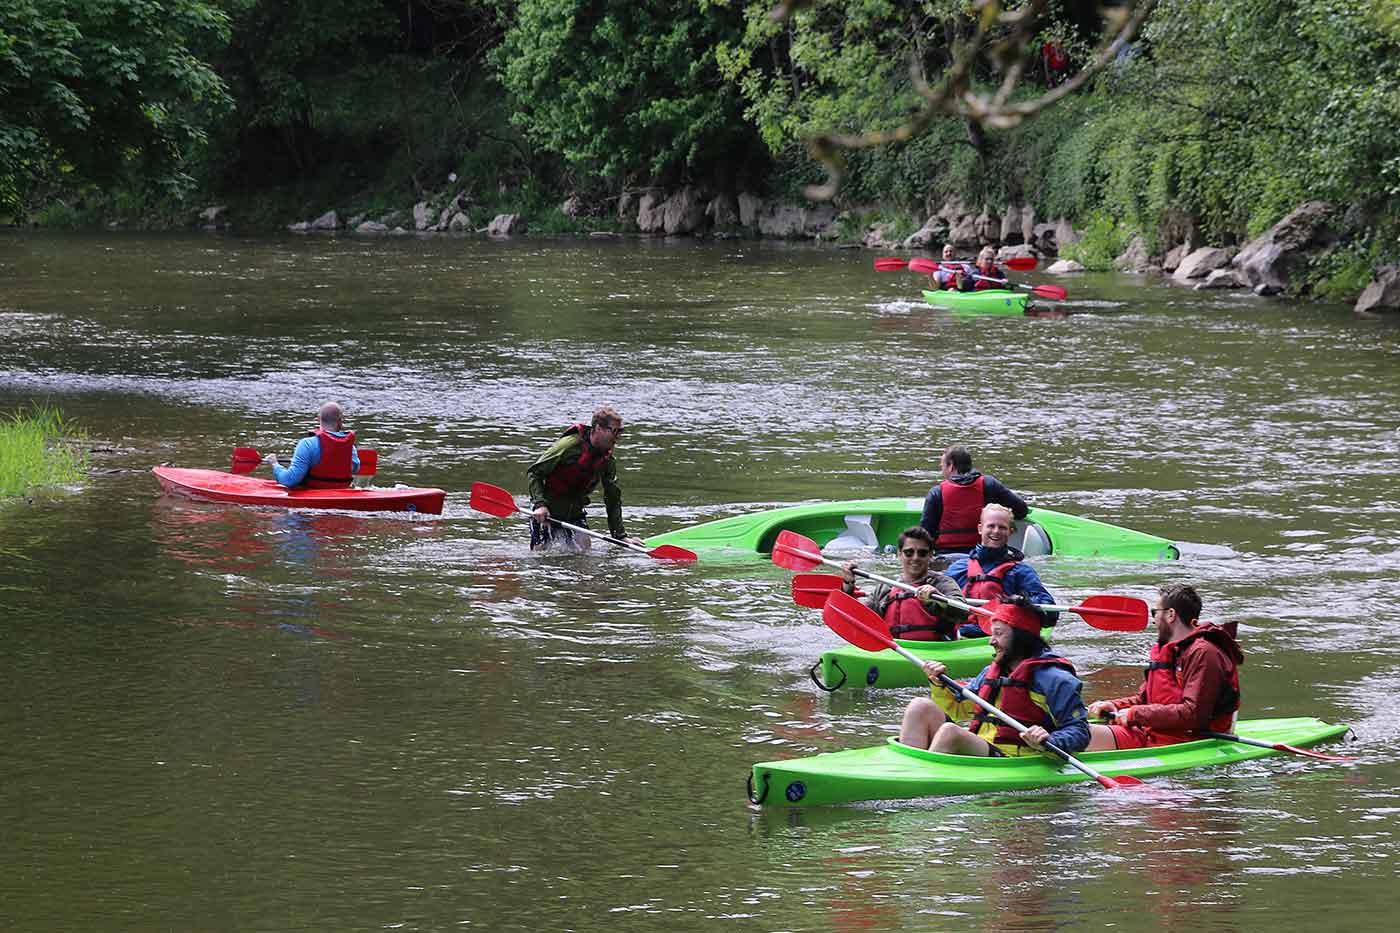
left=468, top=481, right=697, bottom=562
left=963, top=270, right=1068, bottom=301
left=821, top=589, right=1143, bottom=790
left=774, top=532, right=1148, bottom=631
left=231, top=446, right=379, bottom=477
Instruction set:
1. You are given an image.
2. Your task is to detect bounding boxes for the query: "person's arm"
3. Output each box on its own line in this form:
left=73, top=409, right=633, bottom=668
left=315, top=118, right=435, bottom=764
left=271, top=437, right=319, bottom=487
left=526, top=436, right=576, bottom=509
left=983, top=476, right=1029, bottom=519
left=351, top=446, right=360, bottom=475
left=1122, top=643, right=1231, bottom=734
left=943, top=557, right=969, bottom=590
left=601, top=456, right=625, bottom=539
left=1038, top=668, right=1091, bottom=752
left=1088, top=683, right=1149, bottom=720
left=862, top=582, right=889, bottom=614
left=919, top=486, right=943, bottom=540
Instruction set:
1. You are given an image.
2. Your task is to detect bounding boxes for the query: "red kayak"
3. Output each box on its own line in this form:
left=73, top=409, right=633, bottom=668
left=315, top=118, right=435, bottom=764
left=152, top=466, right=445, bottom=514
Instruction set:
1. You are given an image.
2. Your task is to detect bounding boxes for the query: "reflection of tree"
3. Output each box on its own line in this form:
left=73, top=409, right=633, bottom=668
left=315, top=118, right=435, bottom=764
left=764, top=0, right=1157, bottom=199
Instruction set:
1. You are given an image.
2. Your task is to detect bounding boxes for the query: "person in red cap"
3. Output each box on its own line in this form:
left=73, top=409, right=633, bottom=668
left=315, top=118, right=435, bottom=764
left=898, top=600, right=1090, bottom=757
left=1085, top=583, right=1243, bottom=750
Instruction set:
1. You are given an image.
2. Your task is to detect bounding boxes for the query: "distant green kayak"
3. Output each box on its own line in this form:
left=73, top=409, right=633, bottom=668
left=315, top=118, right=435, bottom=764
left=645, top=497, right=1179, bottom=562
left=748, top=718, right=1349, bottom=806
left=811, top=635, right=994, bottom=691
left=922, top=288, right=1028, bottom=315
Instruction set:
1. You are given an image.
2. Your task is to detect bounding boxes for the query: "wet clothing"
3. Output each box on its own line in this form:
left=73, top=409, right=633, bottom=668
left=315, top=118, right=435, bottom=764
left=919, top=470, right=1028, bottom=553
left=271, top=430, right=360, bottom=488
left=526, top=426, right=625, bottom=540
left=529, top=513, right=588, bottom=552
left=933, top=647, right=1090, bottom=756
left=1101, top=624, right=1244, bottom=747
left=852, top=571, right=968, bottom=642
left=946, top=544, right=1058, bottom=637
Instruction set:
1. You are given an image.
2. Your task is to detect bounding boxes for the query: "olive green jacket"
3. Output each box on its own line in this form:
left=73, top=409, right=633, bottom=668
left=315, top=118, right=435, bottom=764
left=526, top=431, right=625, bottom=538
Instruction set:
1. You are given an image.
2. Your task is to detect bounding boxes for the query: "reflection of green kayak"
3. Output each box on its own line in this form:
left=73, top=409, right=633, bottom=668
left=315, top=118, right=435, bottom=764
left=645, top=498, right=1178, bottom=561
left=748, top=718, right=1349, bottom=806
left=812, top=635, right=994, bottom=690
left=922, top=288, right=1027, bottom=315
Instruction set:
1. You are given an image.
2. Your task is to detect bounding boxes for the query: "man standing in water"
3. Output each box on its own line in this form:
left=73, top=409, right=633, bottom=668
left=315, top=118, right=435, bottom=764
left=526, top=406, right=643, bottom=552
left=921, top=446, right=1029, bottom=555
left=265, top=402, right=360, bottom=488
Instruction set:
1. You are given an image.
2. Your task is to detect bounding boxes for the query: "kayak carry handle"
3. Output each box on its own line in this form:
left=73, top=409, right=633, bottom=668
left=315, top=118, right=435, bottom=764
left=808, top=658, right=846, bottom=693
left=746, top=772, right=770, bottom=805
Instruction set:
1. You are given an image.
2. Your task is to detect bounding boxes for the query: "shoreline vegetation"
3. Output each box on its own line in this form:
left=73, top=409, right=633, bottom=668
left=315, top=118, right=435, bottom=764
left=0, top=407, right=88, bottom=499
left=4, top=2, right=1397, bottom=308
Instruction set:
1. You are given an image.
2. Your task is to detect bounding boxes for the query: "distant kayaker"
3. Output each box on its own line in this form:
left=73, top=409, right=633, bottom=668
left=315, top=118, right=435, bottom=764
left=945, top=503, right=1058, bottom=638
left=527, top=406, right=644, bottom=552
left=955, top=246, right=1003, bottom=291
left=920, top=446, right=1029, bottom=554
left=932, top=243, right=963, bottom=289
left=264, top=402, right=361, bottom=488
left=837, top=526, right=969, bottom=641
left=1085, top=584, right=1243, bottom=750
left=898, top=601, right=1091, bottom=756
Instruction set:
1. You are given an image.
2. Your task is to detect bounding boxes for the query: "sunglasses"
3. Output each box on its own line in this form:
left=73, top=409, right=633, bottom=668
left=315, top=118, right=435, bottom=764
left=901, top=547, right=932, bottom=557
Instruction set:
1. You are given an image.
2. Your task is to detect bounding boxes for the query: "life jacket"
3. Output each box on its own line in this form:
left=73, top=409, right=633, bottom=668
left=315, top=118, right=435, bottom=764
left=971, top=264, right=1003, bottom=291
left=1141, top=624, right=1243, bottom=732
left=962, top=554, right=1019, bottom=603
left=303, top=429, right=355, bottom=488
left=936, top=476, right=985, bottom=550
left=544, top=424, right=612, bottom=498
left=882, top=588, right=956, bottom=642
left=969, top=654, right=1077, bottom=748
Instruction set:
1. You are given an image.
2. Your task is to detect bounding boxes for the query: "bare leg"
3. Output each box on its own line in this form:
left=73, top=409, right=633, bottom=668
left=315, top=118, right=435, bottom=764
left=930, top=721, right=996, bottom=756
left=1086, top=723, right=1119, bottom=751
left=899, top=697, right=950, bottom=748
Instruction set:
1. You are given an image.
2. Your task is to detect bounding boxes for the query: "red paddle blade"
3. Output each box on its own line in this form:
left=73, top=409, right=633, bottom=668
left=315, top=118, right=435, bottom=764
left=647, top=544, right=698, bottom=562
left=1031, top=284, right=1069, bottom=301
left=358, top=448, right=378, bottom=477
left=1101, top=774, right=1146, bottom=789
left=230, top=447, right=261, bottom=474
left=873, top=257, right=909, bottom=271
left=821, top=590, right=896, bottom=652
left=1273, top=743, right=1355, bottom=762
left=908, top=257, right=939, bottom=275
left=1073, top=596, right=1149, bottom=632
left=791, top=573, right=845, bottom=609
left=1003, top=256, right=1039, bottom=271
left=771, top=529, right=824, bottom=571
left=469, top=481, right=523, bottom=518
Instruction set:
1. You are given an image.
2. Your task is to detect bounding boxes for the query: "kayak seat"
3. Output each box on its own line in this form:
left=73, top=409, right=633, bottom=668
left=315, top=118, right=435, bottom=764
left=825, top=514, right=880, bottom=552
left=1011, top=521, right=1053, bottom=557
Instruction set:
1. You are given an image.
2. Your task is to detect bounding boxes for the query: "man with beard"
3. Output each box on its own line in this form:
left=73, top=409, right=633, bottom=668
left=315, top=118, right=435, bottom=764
left=526, top=406, right=643, bottom=552
left=897, top=601, right=1090, bottom=756
left=1086, top=584, right=1243, bottom=750
left=837, top=526, right=969, bottom=641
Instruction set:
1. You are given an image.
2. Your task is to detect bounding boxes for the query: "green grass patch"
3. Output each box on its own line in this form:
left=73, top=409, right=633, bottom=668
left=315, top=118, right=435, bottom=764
left=0, top=405, right=88, bottom=497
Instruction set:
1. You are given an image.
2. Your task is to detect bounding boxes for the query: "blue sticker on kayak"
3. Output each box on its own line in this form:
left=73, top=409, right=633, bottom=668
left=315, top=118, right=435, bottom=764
left=866, top=666, right=880, bottom=686
left=785, top=781, right=807, bottom=803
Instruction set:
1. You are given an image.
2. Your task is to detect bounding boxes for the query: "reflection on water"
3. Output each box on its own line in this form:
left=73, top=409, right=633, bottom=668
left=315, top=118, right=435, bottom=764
left=2, top=233, right=1399, bottom=929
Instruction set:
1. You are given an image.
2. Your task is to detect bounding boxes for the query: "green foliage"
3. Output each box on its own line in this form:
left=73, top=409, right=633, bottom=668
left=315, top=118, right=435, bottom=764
left=0, top=0, right=232, bottom=217
left=0, top=405, right=88, bottom=497
left=1061, top=211, right=1130, bottom=270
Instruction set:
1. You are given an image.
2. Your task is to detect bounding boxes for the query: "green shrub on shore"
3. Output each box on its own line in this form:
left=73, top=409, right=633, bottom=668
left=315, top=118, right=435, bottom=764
left=0, top=407, right=88, bottom=497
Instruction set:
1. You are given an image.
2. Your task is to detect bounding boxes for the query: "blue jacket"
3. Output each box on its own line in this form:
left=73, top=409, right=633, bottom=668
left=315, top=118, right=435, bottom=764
left=271, top=432, right=360, bottom=488
left=946, top=544, right=1059, bottom=635
left=954, top=649, right=1091, bottom=753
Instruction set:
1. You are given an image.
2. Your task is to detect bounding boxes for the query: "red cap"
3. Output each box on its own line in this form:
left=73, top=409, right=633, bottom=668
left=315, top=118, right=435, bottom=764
left=980, top=601, right=1043, bottom=635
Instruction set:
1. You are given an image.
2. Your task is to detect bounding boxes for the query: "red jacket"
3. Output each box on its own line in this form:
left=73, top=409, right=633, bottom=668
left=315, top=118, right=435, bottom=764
left=1104, top=624, right=1243, bottom=734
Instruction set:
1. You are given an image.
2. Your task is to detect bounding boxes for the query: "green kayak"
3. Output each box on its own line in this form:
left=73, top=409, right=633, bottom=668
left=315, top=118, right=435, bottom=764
left=748, top=718, right=1349, bottom=806
left=811, top=635, right=994, bottom=691
left=645, top=497, right=1178, bottom=562
left=922, top=288, right=1028, bottom=315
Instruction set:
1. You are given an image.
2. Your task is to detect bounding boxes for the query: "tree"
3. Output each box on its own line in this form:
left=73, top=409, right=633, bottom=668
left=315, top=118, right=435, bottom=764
left=0, top=0, right=231, bottom=212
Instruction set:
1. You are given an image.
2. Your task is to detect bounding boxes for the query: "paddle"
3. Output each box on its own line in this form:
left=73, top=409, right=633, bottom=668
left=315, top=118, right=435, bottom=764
left=967, top=272, right=1069, bottom=301
left=822, top=590, right=1142, bottom=790
left=773, top=530, right=1146, bottom=630
left=468, top=481, right=697, bottom=562
left=772, top=530, right=986, bottom=617
left=1195, top=730, right=1355, bottom=762
left=875, top=256, right=1038, bottom=272
left=230, top=446, right=379, bottom=477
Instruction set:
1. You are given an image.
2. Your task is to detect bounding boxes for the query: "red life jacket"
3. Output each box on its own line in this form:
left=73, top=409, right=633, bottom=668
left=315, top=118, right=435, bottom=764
left=969, top=654, right=1077, bottom=747
left=544, top=424, right=613, bottom=498
left=1141, top=624, right=1243, bottom=733
left=962, top=555, right=1018, bottom=603
left=304, top=429, right=355, bottom=488
left=882, top=590, right=956, bottom=642
left=971, top=264, right=1003, bottom=290
left=936, top=476, right=985, bottom=550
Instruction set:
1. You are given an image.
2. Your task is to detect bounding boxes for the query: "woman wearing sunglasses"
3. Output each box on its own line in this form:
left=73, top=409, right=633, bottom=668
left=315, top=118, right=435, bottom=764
left=838, top=527, right=969, bottom=641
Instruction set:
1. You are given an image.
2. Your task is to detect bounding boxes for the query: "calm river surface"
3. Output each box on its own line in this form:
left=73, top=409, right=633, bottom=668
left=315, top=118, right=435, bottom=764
left=2, top=232, right=1399, bottom=931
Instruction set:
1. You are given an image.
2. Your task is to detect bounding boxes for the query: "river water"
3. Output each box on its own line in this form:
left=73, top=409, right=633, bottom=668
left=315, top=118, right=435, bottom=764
left=2, top=232, right=1398, bottom=931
